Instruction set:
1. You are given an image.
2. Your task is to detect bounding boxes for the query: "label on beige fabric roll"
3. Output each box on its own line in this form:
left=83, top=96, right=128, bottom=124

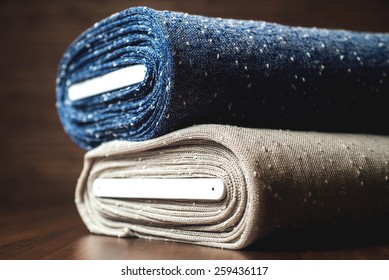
left=92, top=178, right=226, bottom=201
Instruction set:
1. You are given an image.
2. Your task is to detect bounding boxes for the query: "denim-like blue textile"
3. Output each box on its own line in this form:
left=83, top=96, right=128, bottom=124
left=57, top=7, right=389, bottom=150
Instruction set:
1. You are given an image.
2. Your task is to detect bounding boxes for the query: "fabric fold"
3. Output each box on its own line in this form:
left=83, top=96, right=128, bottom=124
left=75, top=125, right=389, bottom=249
left=57, top=7, right=389, bottom=150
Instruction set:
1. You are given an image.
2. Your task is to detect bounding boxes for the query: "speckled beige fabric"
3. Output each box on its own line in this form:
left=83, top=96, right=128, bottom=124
left=75, top=125, right=389, bottom=249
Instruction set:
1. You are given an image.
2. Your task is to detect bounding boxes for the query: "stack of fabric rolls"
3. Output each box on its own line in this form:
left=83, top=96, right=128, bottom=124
left=56, top=6, right=389, bottom=249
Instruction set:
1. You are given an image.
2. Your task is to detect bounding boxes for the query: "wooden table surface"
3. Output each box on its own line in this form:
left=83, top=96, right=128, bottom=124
left=0, top=0, right=388, bottom=260
left=1, top=203, right=388, bottom=260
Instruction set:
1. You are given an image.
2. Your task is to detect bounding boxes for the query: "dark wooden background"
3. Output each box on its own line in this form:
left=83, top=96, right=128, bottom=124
left=0, top=0, right=388, bottom=259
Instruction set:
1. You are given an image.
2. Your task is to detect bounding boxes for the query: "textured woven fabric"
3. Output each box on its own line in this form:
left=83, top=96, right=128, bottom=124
left=57, top=7, right=389, bottom=150
left=75, top=125, right=389, bottom=249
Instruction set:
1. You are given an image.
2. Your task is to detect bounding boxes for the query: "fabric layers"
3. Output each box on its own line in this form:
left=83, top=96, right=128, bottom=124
left=76, top=125, right=389, bottom=249
left=57, top=7, right=389, bottom=150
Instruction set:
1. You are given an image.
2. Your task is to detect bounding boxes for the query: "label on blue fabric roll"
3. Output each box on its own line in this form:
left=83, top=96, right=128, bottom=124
left=67, top=64, right=147, bottom=101
left=92, top=178, right=226, bottom=201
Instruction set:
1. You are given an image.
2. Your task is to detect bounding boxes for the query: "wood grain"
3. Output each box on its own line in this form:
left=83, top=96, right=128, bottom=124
left=1, top=204, right=388, bottom=259
left=0, top=0, right=388, bottom=259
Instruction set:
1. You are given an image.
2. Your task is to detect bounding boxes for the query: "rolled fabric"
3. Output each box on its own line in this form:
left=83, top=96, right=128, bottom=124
left=75, top=125, right=389, bottom=249
left=57, top=7, right=389, bottom=150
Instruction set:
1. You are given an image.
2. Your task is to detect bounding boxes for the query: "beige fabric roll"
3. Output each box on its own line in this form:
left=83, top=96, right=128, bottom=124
left=75, top=125, right=389, bottom=249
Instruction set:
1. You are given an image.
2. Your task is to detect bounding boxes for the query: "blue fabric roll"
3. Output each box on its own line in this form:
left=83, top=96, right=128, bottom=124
left=57, top=6, right=389, bottom=150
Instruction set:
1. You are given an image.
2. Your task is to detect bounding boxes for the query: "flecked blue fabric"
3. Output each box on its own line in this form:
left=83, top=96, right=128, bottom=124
left=57, top=6, right=389, bottom=150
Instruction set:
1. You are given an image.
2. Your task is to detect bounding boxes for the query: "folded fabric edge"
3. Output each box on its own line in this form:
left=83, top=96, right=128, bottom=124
left=75, top=125, right=264, bottom=249
left=57, top=6, right=175, bottom=150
